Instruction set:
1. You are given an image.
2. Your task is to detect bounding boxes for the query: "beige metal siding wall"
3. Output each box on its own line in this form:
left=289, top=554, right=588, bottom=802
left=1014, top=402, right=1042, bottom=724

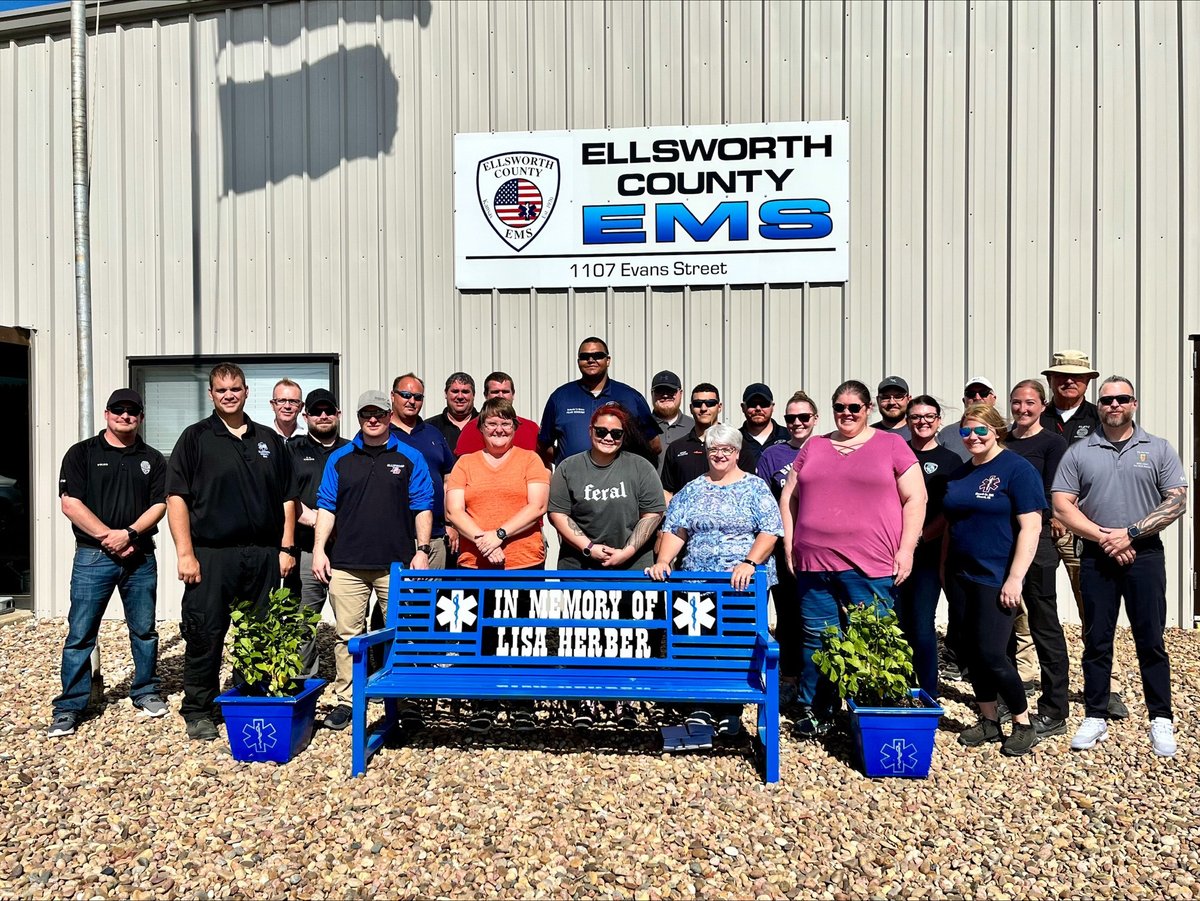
left=0, top=0, right=1196, bottom=624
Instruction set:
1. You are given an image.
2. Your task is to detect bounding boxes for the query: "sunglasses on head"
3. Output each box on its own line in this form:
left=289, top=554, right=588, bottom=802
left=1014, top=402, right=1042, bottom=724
left=108, top=404, right=142, bottom=417
left=1098, top=394, right=1135, bottom=407
left=959, top=425, right=990, bottom=437
left=392, top=390, right=424, bottom=401
left=690, top=399, right=719, bottom=408
left=832, top=403, right=865, bottom=414
left=592, top=426, right=624, bottom=440
left=784, top=413, right=814, bottom=424
left=578, top=352, right=609, bottom=362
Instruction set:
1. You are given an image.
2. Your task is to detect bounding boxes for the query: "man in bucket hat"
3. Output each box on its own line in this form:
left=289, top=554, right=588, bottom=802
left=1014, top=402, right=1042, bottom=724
left=1040, top=349, right=1127, bottom=719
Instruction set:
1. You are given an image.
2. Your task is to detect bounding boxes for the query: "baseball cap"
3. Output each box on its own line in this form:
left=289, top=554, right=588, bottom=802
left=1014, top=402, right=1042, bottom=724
left=651, top=370, right=682, bottom=391
left=742, top=383, right=773, bottom=404
left=106, top=388, right=144, bottom=410
left=877, top=376, right=909, bottom=395
left=305, top=388, right=338, bottom=411
left=1042, top=350, right=1100, bottom=379
left=963, top=376, right=995, bottom=395
left=355, top=389, right=390, bottom=414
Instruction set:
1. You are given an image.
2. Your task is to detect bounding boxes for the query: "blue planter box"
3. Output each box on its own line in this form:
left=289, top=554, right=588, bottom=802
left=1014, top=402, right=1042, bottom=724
left=847, top=688, right=943, bottom=778
left=216, top=678, right=326, bottom=764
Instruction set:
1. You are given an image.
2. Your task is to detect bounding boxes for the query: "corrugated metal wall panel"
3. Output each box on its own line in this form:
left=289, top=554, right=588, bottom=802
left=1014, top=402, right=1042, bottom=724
left=2, top=0, right=1198, bottom=626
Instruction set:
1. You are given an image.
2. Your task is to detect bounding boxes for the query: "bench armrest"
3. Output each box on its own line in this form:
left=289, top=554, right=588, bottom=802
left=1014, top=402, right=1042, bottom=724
left=349, top=627, right=396, bottom=661
left=755, top=630, right=780, bottom=663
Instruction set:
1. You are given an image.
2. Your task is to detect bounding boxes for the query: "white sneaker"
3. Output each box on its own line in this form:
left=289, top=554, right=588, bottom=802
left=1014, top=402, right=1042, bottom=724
left=1070, top=716, right=1108, bottom=750
left=1150, top=718, right=1176, bottom=758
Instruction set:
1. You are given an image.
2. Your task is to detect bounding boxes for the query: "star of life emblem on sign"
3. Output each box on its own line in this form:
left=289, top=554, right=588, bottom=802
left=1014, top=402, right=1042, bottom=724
left=673, top=592, right=716, bottom=636
left=476, top=152, right=559, bottom=251
left=242, top=718, right=278, bottom=754
left=435, top=590, right=478, bottom=632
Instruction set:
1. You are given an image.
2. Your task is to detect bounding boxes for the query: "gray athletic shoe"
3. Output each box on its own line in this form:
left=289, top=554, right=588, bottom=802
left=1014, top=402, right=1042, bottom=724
left=133, top=694, right=169, bottom=718
left=185, top=717, right=219, bottom=741
left=47, top=711, right=78, bottom=738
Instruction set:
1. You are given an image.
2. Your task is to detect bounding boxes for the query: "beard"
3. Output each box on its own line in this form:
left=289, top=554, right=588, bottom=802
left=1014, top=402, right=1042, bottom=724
left=308, top=420, right=339, bottom=440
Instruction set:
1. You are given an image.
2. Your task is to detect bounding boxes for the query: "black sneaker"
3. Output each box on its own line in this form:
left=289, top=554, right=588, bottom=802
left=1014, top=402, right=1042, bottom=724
left=1107, top=692, right=1130, bottom=719
left=397, top=705, right=424, bottom=732
left=791, top=706, right=829, bottom=739
left=996, top=699, right=1013, bottom=725
left=616, top=705, right=639, bottom=730
left=467, top=713, right=493, bottom=734
left=1002, top=722, right=1040, bottom=757
left=509, top=710, right=537, bottom=732
left=47, top=711, right=78, bottom=738
left=716, top=714, right=742, bottom=737
left=1032, top=713, right=1067, bottom=737
left=323, top=705, right=352, bottom=731
left=1022, top=680, right=1040, bottom=696
left=958, top=717, right=1002, bottom=747
left=185, top=717, right=218, bottom=741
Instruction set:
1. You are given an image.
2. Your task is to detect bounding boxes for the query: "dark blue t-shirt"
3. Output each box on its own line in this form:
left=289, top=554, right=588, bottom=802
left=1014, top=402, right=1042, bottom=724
left=538, top=378, right=660, bottom=464
left=390, top=420, right=455, bottom=537
left=943, top=449, right=1046, bottom=587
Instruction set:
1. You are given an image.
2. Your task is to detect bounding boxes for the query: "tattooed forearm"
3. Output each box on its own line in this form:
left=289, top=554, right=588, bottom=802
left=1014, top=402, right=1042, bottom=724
left=1132, top=487, right=1188, bottom=537
left=566, top=516, right=586, bottom=538
left=625, top=513, right=664, bottom=550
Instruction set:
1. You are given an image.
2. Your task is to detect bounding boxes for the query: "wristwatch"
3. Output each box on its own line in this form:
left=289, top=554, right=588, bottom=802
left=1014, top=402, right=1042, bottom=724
left=496, top=527, right=508, bottom=541
left=126, top=527, right=139, bottom=542
left=582, top=541, right=594, bottom=558
left=417, top=543, right=433, bottom=555
left=1127, top=525, right=1141, bottom=540
left=281, top=545, right=300, bottom=558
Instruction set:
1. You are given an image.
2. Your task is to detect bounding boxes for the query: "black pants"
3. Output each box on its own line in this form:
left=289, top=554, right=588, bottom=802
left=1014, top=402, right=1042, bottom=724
left=1080, top=545, right=1172, bottom=721
left=180, top=545, right=280, bottom=722
left=769, top=550, right=800, bottom=678
left=1017, top=535, right=1070, bottom=719
left=947, top=571, right=1028, bottom=717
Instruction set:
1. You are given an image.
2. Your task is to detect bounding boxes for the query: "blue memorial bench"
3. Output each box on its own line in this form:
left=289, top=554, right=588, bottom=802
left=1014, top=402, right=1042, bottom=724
left=348, top=566, right=780, bottom=782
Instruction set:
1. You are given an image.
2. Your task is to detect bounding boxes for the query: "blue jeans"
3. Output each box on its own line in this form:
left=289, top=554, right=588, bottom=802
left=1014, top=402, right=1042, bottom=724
left=55, top=547, right=159, bottom=714
left=895, top=550, right=941, bottom=698
left=796, top=569, right=896, bottom=716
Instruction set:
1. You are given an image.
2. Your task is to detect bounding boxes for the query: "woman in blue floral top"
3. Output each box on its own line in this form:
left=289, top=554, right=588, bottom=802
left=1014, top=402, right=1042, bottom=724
left=645, top=423, right=783, bottom=736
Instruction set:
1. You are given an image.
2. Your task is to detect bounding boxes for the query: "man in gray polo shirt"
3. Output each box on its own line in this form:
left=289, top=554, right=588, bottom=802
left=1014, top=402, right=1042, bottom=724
left=649, top=370, right=693, bottom=474
left=1052, top=376, right=1187, bottom=758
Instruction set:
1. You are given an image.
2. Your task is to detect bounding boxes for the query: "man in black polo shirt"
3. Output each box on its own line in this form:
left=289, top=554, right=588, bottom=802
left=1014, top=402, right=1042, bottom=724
left=738, top=383, right=790, bottom=468
left=285, top=388, right=350, bottom=678
left=312, top=390, right=434, bottom=730
left=166, top=362, right=298, bottom=741
left=49, top=389, right=168, bottom=738
left=425, top=372, right=479, bottom=448
left=662, top=383, right=757, bottom=501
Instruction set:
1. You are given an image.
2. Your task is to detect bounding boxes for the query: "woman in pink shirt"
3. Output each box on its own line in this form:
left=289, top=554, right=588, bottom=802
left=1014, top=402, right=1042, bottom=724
left=779, top=379, right=927, bottom=737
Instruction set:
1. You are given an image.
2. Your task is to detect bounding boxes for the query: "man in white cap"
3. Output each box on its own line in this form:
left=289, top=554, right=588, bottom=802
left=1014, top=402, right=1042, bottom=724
left=937, top=376, right=997, bottom=462
left=648, top=370, right=692, bottom=473
left=1040, top=349, right=1127, bottom=719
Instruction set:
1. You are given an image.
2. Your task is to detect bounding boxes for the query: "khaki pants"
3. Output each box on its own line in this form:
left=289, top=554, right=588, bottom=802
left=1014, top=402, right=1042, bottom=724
left=1012, top=603, right=1040, bottom=684
left=329, top=568, right=390, bottom=704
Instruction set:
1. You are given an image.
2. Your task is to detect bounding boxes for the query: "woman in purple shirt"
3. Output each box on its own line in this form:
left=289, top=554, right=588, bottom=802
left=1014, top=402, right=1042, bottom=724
left=779, top=380, right=926, bottom=737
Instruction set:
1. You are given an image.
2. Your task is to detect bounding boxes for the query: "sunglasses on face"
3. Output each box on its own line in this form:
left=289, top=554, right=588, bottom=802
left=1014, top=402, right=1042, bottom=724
left=690, top=399, right=719, bottom=408
left=108, top=405, right=142, bottom=417
left=959, top=426, right=990, bottom=437
left=1098, top=394, right=1135, bottom=407
left=832, top=403, right=865, bottom=414
left=592, top=426, right=624, bottom=440
left=578, top=352, right=609, bottom=362
left=744, top=401, right=771, bottom=410
left=784, top=413, right=814, bottom=424
left=965, top=390, right=992, bottom=400
left=358, top=410, right=388, bottom=422
left=908, top=413, right=939, bottom=423
left=307, top=406, right=337, bottom=418
left=393, top=390, right=424, bottom=401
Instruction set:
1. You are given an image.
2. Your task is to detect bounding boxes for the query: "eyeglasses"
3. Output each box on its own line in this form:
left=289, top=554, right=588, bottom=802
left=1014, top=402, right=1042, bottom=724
left=908, top=413, right=939, bottom=423
left=358, top=410, right=388, bottom=422
left=832, top=403, right=865, bottom=414
left=578, top=352, right=609, bottom=362
left=270, top=398, right=302, bottom=408
left=108, top=404, right=142, bottom=417
left=959, top=426, right=990, bottom=437
left=965, top=390, right=993, bottom=400
left=690, top=399, right=719, bottom=409
left=707, top=445, right=737, bottom=458
left=307, top=407, right=337, bottom=418
left=1098, top=394, right=1134, bottom=406
left=592, top=426, right=625, bottom=440
left=392, top=390, right=424, bottom=401
left=784, top=413, right=814, bottom=424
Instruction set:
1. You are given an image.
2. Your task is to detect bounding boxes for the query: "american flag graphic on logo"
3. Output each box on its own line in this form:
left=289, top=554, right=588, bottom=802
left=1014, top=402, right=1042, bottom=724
left=493, top=178, right=542, bottom=228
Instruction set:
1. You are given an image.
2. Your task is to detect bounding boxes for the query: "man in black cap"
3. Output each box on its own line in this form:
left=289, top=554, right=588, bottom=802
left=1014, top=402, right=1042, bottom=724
left=48, top=389, right=169, bottom=738
left=285, top=388, right=350, bottom=678
left=872, top=376, right=912, bottom=439
left=738, top=382, right=789, bottom=467
left=662, top=383, right=758, bottom=502
left=649, top=370, right=692, bottom=474
left=166, top=362, right=299, bottom=741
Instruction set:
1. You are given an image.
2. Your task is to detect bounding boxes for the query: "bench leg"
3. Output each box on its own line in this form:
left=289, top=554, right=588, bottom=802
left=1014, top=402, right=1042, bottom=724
left=759, top=669, right=780, bottom=784
left=352, top=690, right=368, bottom=776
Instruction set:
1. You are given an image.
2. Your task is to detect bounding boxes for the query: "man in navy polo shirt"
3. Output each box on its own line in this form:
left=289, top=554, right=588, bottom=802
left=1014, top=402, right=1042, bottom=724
left=49, top=388, right=168, bottom=738
left=538, top=337, right=661, bottom=466
left=313, top=389, right=434, bottom=731
left=389, top=373, right=457, bottom=568
left=166, top=362, right=298, bottom=742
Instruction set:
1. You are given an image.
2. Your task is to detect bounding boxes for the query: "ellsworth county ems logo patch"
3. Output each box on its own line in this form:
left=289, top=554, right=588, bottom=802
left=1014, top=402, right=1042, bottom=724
left=476, top=152, right=559, bottom=252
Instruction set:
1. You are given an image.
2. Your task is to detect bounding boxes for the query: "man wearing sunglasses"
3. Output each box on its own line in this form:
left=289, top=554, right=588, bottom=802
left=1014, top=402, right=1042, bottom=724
left=937, top=376, right=997, bottom=462
left=313, top=390, right=435, bottom=731
left=166, top=362, right=299, bottom=742
left=1052, top=377, right=1187, bottom=758
left=389, top=373, right=457, bottom=568
left=537, top=337, right=661, bottom=466
left=49, top=389, right=168, bottom=738
left=269, top=378, right=305, bottom=440
left=738, top=383, right=790, bottom=468
left=662, top=383, right=757, bottom=503
left=285, top=388, right=350, bottom=679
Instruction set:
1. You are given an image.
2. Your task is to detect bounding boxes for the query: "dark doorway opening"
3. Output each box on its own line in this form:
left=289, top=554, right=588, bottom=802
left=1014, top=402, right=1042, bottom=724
left=0, top=328, right=31, bottom=610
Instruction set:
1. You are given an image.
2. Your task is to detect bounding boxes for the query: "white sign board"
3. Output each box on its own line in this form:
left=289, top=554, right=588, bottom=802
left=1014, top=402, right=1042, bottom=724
left=454, top=121, right=849, bottom=289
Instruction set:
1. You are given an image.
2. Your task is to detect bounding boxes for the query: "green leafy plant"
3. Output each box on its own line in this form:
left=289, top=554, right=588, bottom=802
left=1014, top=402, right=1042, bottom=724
left=228, top=587, right=322, bottom=697
left=812, top=604, right=915, bottom=707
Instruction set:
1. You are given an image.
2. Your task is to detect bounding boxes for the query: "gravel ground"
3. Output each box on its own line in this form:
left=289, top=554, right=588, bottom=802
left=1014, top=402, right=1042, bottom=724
left=2, top=618, right=1198, bottom=900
